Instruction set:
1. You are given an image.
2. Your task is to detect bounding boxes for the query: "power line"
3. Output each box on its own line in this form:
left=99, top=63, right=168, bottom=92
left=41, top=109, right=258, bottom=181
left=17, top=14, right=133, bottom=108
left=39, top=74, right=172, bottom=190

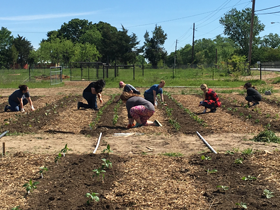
left=255, top=4, right=280, bottom=12
left=257, top=11, right=280, bottom=15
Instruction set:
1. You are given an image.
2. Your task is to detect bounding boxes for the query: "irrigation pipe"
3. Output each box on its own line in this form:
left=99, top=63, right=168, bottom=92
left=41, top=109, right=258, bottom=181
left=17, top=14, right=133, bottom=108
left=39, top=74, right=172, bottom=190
left=196, top=131, right=217, bottom=154
left=0, top=131, right=9, bottom=139
left=93, top=132, right=102, bottom=154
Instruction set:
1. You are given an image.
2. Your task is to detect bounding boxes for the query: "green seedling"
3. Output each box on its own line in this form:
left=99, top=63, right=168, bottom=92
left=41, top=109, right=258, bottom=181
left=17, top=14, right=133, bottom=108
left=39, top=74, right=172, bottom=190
left=226, top=150, right=234, bottom=155
left=61, top=144, right=69, bottom=156
left=101, top=159, right=112, bottom=169
left=39, top=166, right=48, bottom=178
left=242, top=148, right=254, bottom=155
left=263, top=189, right=274, bottom=199
left=227, top=107, right=232, bottom=111
left=275, top=114, right=279, bottom=119
left=23, top=179, right=39, bottom=194
left=244, top=104, right=250, bottom=108
left=266, top=114, right=271, bottom=118
left=201, top=155, right=211, bottom=160
left=163, top=152, right=183, bottom=157
left=221, top=105, right=225, bottom=108
left=233, top=108, right=238, bottom=112
left=255, top=119, right=260, bottom=123
left=55, top=153, right=62, bottom=164
left=246, top=114, right=252, bottom=119
left=236, top=202, right=247, bottom=209
left=92, top=168, right=106, bottom=182
left=235, top=158, right=243, bottom=164
left=102, top=144, right=113, bottom=154
left=206, top=169, right=217, bottom=174
left=217, top=185, right=229, bottom=191
left=113, top=114, right=118, bottom=125
left=242, top=175, right=257, bottom=181
left=11, top=206, right=21, bottom=210
left=239, top=112, right=244, bottom=116
left=86, top=192, right=99, bottom=205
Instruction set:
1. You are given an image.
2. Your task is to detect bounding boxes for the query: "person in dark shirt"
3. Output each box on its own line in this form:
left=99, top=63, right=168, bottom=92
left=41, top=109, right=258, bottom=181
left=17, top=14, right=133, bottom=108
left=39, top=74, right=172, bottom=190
left=120, top=92, right=162, bottom=128
left=77, top=80, right=105, bottom=110
left=199, top=84, right=221, bottom=113
left=119, top=81, right=140, bottom=94
left=5, top=85, right=35, bottom=112
left=244, top=82, right=261, bottom=107
left=144, top=80, right=166, bottom=106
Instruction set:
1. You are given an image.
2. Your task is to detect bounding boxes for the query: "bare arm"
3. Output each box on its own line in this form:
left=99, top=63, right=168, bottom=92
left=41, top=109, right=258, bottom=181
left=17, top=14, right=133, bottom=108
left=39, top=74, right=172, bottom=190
left=27, top=97, right=35, bottom=110
left=18, top=97, right=24, bottom=111
left=153, top=90, right=157, bottom=106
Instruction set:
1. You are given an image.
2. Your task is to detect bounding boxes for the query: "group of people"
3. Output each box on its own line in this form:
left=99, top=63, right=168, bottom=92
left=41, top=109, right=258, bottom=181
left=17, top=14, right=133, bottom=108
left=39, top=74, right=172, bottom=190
left=4, top=80, right=262, bottom=129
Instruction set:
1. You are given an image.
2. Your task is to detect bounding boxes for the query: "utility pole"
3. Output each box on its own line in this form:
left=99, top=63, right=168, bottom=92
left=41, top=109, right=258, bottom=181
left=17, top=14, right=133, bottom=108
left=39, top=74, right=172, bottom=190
left=248, top=0, right=256, bottom=74
left=173, top=39, right=177, bottom=78
left=192, top=23, right=195, bottom=65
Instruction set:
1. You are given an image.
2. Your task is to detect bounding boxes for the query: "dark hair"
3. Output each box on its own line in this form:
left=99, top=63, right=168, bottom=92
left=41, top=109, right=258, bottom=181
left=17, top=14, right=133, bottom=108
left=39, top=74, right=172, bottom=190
left=244, top=82, right=256, bottom=89
left=120, top=92, right=139, bottom=101
left=95, top=80, right=106, bottom=93
left=18, top=85, right=28, bottom=91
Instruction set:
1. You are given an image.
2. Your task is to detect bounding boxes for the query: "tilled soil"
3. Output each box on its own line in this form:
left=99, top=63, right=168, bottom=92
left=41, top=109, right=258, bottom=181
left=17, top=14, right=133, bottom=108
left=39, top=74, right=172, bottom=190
left=173, top=95, right=263, bottom=134
left=189, top=151, right=280, bottom=210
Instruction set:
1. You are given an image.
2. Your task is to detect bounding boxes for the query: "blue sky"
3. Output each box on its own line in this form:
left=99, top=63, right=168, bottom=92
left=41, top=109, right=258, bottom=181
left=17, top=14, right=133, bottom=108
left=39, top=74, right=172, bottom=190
left=1, top=0, right=280, bottom=54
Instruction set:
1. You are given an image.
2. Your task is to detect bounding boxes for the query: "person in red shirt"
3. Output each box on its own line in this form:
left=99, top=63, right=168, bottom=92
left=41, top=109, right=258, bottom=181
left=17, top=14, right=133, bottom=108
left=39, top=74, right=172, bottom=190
left=199, top=84, right=221, bottom=113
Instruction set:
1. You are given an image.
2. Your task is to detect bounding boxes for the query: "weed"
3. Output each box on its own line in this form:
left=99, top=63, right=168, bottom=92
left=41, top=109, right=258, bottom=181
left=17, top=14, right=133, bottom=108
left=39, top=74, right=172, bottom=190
left=266, top=114, right=271, bottom=118
left=226, top=150, right=234, bottom=155
left=239, top=112, right=244, bottom=116
left=246, top=114, right=252, bottom=119
left=275, top=114, right=279, bottom=119
left=86, top=192, right=99, bottom=204
left=242, top=175, right=257, bottom=181
left=39, top=166, right=48, bottom=178
left=242, top=148, right=254, bottom=155
left=11, top=207, right=21, bottom=210
left=227, top=107, right=232, bottom=111
left=23, top=179, right=39, bottom=194
left=235, top=158, right=243, bottom=164
left=217, top=185, right=229, bottom=191
left=263, top=189, right=274, bottom=199
left=255, top=119, right=259, bottom=123
left=233, top=108, right=238, bottom=112
left=221, top=105, right=225, bottom=108
left=235, top=202, right=247, bottom=209
left=201, top=155, right=211, bottom=160
left=206, top=169, right=217, bottom=174
left=251, top=130, right=280, bottom=143
left=162, top=152, right=183, bottom=157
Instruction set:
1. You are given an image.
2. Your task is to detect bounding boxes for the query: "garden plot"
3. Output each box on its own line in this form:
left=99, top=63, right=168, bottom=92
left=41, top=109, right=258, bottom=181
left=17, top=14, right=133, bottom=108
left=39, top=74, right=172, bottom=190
left=173, top=94, right=263, bottom=134
left=41, top=95, right=111, bottom=134
left=220, top=94, right=280, bottom=132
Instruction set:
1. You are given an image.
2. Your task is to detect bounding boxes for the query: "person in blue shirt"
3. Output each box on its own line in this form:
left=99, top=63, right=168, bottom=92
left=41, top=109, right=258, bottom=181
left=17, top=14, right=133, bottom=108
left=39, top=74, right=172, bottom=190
left=4, top=85, right=35, bottom=112
left=144, top=80, right=166, bottom=106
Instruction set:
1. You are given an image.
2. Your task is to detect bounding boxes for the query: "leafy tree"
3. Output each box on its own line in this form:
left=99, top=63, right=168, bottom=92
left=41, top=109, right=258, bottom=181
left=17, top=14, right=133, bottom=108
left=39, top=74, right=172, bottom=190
left=143, top=25, right=167, bottom=68
left=10, top=44, right=19, bottom=69
left=194, top=38, right=216, bottom=64
left=260, top=33, right=280, bottom=49
left=219, top=8, right=265, bottom=57
left=0, top=27, right=14, bottom=68
left=214, top=35, right=235, bottom=63
left=73, top=42, right=100, bottom=62
left=13, top=35, right=33, bottom=68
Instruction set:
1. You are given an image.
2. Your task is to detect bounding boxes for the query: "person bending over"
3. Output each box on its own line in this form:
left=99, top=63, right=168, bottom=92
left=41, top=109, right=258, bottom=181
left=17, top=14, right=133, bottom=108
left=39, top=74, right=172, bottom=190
left=116, top=81, right=140, bottom=103
left=77, top=80, right=105, bottom=110
left=244, top=82, right=261, bottom=107
left=120, top=92, right=161, bottom=128
left=144, top=80, right=166, bottom=106
left=199, top=84, right=221, bottom=113
left=5, top=85, right=35, bottom=112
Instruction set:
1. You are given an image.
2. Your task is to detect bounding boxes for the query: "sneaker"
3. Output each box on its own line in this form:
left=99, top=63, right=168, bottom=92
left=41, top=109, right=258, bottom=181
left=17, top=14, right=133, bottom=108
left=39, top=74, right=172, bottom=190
left=93, top=108, right=99, bottom=111
left=210, top=108, right=217, bottom=113
left=77, top=102, right=82, bottom=110
left=154, top=120, right=162, bottom=127
left=4, top=105, right=8, bottom=112
left=133, top=123, right=143, bottom=128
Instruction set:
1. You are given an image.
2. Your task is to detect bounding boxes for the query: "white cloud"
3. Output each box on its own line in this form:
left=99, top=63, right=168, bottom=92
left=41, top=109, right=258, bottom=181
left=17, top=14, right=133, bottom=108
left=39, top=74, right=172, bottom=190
left=0, top=11, right=96, bottom=21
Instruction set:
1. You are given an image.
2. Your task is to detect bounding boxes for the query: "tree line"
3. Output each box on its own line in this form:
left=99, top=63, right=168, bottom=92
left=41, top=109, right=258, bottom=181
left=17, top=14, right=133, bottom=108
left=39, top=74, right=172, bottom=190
left=0, top=7, right=279, bottom=70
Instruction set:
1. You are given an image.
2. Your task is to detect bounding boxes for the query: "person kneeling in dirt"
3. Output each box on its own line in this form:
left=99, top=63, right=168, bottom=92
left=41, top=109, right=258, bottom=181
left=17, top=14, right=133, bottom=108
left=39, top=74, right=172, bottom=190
left=199, top=84, right=221, bottom=113
left=115, top=81, right=140, bottom=103
left=144, top=80, right=166, bottom=107
left=4, top=85, right=35, bottom=112
left=120, top=92, right=162, bottom=128
left=244, top=82, right=261, bottom=107
left=77, top=79, right=105, bottom=110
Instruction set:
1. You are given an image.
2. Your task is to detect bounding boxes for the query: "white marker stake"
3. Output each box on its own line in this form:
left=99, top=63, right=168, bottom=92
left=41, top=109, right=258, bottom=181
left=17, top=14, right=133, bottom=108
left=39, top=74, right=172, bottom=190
left=93, top=133, right=102, bottom=154
left=196, top=131, right=217, bottom=154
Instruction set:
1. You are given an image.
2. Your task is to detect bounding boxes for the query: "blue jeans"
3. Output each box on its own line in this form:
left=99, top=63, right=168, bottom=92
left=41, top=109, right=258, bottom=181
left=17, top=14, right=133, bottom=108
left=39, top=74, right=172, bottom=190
left=8, top=98, right=28, bottom=111
left=200, top=101, right=215, bottom=109
left=144, top=92, right=156, bottom=105
left=81, top=91, right=97, bottom=109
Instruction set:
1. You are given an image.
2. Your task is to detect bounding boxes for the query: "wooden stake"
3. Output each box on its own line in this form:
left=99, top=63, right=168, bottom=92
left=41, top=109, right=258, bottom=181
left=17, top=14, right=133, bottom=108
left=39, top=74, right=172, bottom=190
left=3, top=142, right=5, bottom=156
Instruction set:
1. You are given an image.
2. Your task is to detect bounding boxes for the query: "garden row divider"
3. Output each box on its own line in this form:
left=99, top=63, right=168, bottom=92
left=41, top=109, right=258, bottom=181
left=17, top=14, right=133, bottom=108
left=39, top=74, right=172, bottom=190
left=0, top=130, right=8, bottom=156
left=93, top=132, right=102, bottom=154
left=196, top=131, right=217, bottom=154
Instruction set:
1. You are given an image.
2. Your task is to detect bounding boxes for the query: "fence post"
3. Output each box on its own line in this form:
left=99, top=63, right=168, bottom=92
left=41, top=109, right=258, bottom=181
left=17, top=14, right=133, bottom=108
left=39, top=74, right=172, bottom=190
left=114, top=61, right=117, bottom=78
left=88, top=65, right=89, bottom=81
left=29, top=66, right=31, bottom=81
left=70, top=64, right=72, bottom=81
left=103, top=65, right=105, bottom=79
left=142, top=65, right=144, bottom=76
left=260, top=63, right=262, bottom=81
left=96, top=64, right=99, bottom=79
left=133, top=64, right=135, bottom=80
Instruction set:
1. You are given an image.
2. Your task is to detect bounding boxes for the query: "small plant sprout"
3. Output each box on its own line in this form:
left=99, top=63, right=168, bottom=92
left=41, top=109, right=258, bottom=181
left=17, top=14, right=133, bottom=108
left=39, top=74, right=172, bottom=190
left=242, top=148, right=254, bottom=155
left=61, top=144, right=70, bottom=156
left=201, top=155, right=212, bottom=160
left=255, top=119, right=260, bottom=123
left=86, top=192, right=99, bottom=205
left=235, top=158, right=243, bottom=164
left=226, top=150, right=234, bottom=155
left=235, top=202, right=247, bottom=209
left=11, top=206, right=21, bottom=210
left=101, top=159, right=112, bottom=169
left=55, top=153, right=62, bottom=164
left=217, top=185, right=229, bottom=191
left=92, top=168, right=106, bottom=182
left=102, top=144, right=113, bottom=154
left=263, top=189, right=274, bottom=199
left=39, top=166, right=48, bottom=178
left=206, top=169, right=217, bottom=174
left=23, top=179, right=39, bottom=194
left=241, top=175, right=257, bottom=181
